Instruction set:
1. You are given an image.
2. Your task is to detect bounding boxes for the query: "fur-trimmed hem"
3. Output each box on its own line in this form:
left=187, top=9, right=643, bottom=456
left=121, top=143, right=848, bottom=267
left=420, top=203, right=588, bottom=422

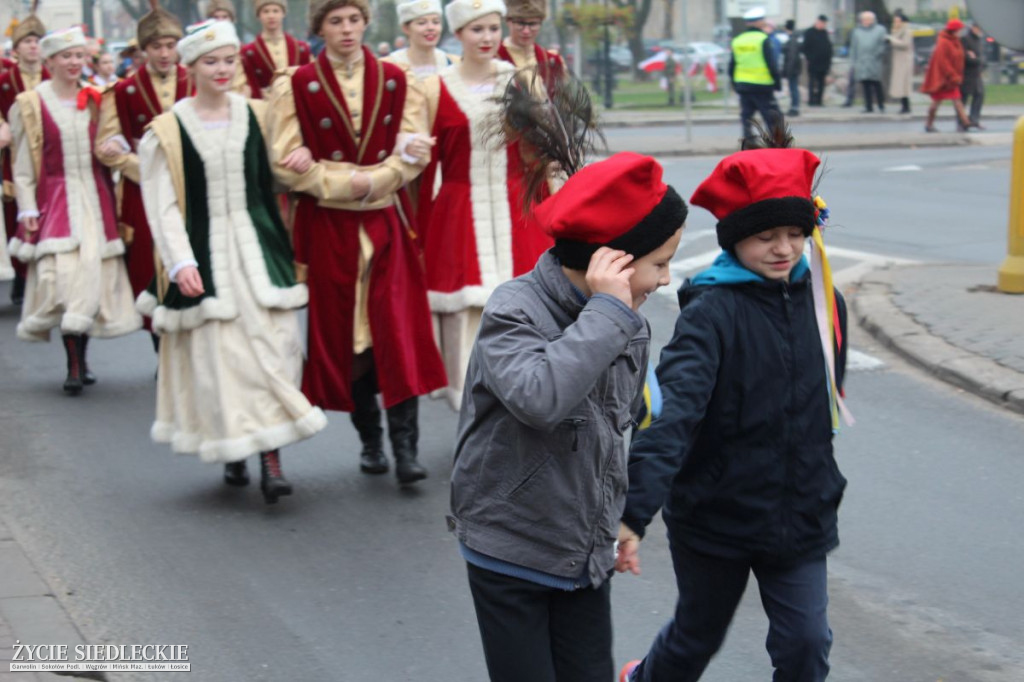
left=150, top=295, right=238, bottom=334
left=429, top=286, right=492, bottom=313
left=15, top=323, right=52, bottom=342
left=136, top=290, right=158, bottom=317
left=88, top=313, right=144, bottom=339
left=152, top=407, right=328, bottom=463
left=100, top=238, right=127, bottom=259
left=60, top=313, right=96, bottom=334
left=8, top=235, right=79, bottom=262
left=0, top=262, right=13, bottom=281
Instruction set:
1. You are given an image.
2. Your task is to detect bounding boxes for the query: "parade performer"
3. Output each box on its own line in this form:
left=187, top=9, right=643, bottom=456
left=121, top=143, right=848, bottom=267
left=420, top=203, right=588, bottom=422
left=206, top=0, right=237, bottom=22
left=382, top=0, right=457, bottom=232
left=496, top=0, right=564, bottom=98
left=0, top=2, right=48, bottom=304
left=423, top=0, right=554, bottom=410
left=385, top=0, right=457, bottom=80
left=267, top=0, right=446, bottom=484
left=95, top=0, right=188, bottom=348
left=7, top=26, right=141, bottom=393
left=137, top=19, right=326, bottom=504
left=449, top=88, right=687, bottom=675
left=617, top=129, right=851, bottom=682
left=241, top=0, right=311, bottom=100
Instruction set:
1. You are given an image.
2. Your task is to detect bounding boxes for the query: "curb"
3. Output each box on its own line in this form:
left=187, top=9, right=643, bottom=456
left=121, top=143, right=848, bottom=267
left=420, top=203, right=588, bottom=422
left=851, top=272, right=1024, bottom=416
left=606, top=133, right=974, bottom=158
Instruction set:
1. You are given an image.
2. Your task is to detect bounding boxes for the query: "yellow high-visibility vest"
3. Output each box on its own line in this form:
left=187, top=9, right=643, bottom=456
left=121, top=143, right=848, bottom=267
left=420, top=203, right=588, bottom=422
left=731, top=30, right=774, bottom=85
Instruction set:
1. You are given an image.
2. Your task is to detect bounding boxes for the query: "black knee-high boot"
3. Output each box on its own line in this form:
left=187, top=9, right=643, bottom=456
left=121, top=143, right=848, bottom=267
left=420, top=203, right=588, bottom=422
left=259, top=450, right=292, bottom=504
left=351, top=372, right=387, bottom=474
left=387, top=397, right=426, bottom=484
left=62, top=335, right=84, bottom=395
left=80, top=334, right=96, bottom=385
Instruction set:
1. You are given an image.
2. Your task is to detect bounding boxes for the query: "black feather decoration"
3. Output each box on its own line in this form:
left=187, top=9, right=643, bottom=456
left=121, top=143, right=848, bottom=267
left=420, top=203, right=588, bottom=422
left=741, top=116, right=795, bottom=150
left=488, top=67, right=605, bottom=214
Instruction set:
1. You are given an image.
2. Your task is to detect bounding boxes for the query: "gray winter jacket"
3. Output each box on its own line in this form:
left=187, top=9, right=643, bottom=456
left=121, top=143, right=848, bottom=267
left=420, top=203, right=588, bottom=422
left=850, top=23, right=888, bottom=81
left=448, top=251, right=649, bottom=588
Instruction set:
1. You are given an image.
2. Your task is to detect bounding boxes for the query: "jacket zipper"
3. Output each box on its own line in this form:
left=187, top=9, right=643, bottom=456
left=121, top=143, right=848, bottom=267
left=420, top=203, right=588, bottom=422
left=781, top=282, right=794, bottom=553
left=570, top=418, right=586, bottom=451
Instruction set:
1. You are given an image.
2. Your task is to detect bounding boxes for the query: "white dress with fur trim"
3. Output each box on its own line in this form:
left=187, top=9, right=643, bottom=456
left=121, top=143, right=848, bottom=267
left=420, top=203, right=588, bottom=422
left=138, top=96, right=326, bottom=463
left=8, top=85, right=141, bottom=342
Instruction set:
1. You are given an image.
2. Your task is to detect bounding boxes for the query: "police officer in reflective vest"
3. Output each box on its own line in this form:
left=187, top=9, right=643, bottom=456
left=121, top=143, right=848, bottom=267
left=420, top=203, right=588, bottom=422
left=729, top=6, right=782, bottom=143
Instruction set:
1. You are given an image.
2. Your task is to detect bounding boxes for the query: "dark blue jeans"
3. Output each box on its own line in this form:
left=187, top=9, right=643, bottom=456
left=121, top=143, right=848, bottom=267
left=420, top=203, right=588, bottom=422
left=738, top=87, right=782, bottom=140
left=787, top=76, right=800, bottom=112
left=630, top=541, right=832, bottom=682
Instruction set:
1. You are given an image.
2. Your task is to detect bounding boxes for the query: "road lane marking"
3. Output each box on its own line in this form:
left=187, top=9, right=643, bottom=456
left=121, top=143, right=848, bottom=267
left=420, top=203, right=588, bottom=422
left=882, top=164, right=923, bottom=172
left=847, top=349, right=885, bottom=371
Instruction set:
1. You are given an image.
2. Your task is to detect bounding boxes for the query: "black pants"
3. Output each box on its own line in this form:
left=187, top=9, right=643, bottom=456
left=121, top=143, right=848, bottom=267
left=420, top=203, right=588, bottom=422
left=961, top=76, right=984, bottom=124
left=807, top=71, right=827, bottom=105
left=738, top=87, right=782, bottom=140
left=861, top=79, right=884, bottom=111
left=466, top=563, right=613, bottom=682
left=630, top=541, right=832, bottom=682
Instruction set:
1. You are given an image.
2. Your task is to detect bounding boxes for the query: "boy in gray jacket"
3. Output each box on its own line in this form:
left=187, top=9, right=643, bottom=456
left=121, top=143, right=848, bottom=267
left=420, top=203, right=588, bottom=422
left=448, top=152, right=688, bottom=682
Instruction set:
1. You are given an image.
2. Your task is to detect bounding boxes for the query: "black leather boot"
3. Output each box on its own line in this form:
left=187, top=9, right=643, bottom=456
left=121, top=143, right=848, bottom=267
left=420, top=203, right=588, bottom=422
left=259, top=450, right=292, bottom=504
left=387, top=397, right=427, bottom=484
left=10, top=274, right=25, bottom=306
left=79, top=334, right=96, bottom=385
left=224, top=461, right=250, bottom=486
left=62, top=334, right=84, bottom=395
left=351, top=373, right=388, bottom=474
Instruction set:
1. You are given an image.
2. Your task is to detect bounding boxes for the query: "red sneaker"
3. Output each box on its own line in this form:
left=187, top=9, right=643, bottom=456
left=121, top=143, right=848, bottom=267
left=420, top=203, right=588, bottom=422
left=619, top=659, right=642, bottom=682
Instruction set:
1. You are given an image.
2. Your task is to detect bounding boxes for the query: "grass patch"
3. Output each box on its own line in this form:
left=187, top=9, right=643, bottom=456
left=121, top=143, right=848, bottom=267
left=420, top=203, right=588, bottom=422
left=981, top=83, right=1024, bottom=106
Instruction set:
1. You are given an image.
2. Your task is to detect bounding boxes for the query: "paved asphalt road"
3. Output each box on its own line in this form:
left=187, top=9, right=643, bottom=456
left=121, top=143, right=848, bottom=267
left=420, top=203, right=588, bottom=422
left=1, top=145, right=1022, bottom=681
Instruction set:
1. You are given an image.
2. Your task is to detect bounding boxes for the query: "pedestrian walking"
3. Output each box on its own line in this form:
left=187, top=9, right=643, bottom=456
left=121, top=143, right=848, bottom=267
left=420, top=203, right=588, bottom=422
left=781, top=19, right=802, bottom=116
left=422, top=0, right=553, bottom=410
left=0, top=3, right=47, bottom=306
left=617, top=138, right=849, bottom=682
left=7, top=26, right=141, bottom=393
left=961, top=21, right=986, bottom=128
left=849, top=10, right=887, bottom=112
left=729, top=6, right=782, bottom=144
left=922, top=19, right=973, bottom=132
left=137, top=19, right=327, bottom=503
left=886, top=10, right=913, bottom=114
left=267, top=0, right=446, bottom=485
left=95, top=0, right=188, bottom=350
left=241, top=0, right=311, bottom=100
left=449, top=146, right=687, bottom=680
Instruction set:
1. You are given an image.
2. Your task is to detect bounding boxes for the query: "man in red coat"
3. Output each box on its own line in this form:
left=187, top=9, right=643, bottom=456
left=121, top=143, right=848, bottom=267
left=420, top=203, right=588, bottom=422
left=0, top=10, right=47, bottom=305
left=496, top=0, right=565, bottom=97
left=241, top=0, right=312, bottom=100
left=268, top=0, right=446, bottom=485
left=95, top=1, right=187, bottom=347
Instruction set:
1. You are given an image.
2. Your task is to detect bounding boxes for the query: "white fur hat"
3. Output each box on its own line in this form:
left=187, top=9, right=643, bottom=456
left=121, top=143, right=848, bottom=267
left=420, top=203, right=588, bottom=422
left=40, top=26, right=87, bottom=60
left=397, top=0, right=443, bottom=24
left=177, top=19, right=240, bottom=65
left=444, top=0, right=506, bottom=33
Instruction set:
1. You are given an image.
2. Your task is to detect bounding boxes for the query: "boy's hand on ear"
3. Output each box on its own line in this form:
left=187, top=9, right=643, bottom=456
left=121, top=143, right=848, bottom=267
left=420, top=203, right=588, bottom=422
left=586, top=247, right=634, bottom=309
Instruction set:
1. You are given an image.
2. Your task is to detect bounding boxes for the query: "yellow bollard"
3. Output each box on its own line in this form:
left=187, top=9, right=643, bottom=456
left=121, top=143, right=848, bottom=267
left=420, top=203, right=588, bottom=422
left=997, top=115, right=1024, bottom=293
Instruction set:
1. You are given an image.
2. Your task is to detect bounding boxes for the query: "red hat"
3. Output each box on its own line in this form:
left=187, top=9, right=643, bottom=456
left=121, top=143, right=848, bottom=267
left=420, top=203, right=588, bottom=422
left=690, top=148, right=820, bottom=248
left=945, top=18, right=964, bottom=32
left=535, top=152, right=688, bottom=270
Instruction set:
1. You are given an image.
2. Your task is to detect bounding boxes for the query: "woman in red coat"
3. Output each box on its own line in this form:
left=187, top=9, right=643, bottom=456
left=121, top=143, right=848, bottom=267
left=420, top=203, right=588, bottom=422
left=922, top=19, right=973, bottom=132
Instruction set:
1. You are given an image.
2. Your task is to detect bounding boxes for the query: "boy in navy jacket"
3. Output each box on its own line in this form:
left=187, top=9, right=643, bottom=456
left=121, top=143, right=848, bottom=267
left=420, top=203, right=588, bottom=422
left=618, top=147, right=849, bottom=682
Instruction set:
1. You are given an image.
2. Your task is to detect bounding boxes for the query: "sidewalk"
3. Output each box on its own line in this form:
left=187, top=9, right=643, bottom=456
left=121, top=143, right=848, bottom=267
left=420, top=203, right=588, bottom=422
left=0, top=517, right=98, bottom=681
left=851, top=264, right=1024, bottom=416
left=598, top=101, right=1019, bottom=156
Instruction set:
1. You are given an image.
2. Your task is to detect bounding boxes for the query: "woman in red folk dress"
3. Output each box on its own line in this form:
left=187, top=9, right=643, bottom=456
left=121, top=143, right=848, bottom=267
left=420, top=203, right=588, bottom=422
left=8, top=27, right=140, bottom=394
left=426, top=0, right=553, bottom=410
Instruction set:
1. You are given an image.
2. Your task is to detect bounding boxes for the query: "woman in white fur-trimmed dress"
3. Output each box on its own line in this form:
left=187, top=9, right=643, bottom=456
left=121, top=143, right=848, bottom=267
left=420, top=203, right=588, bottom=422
left=137, top=20, right=326, bottom=504
left=8, top=26, right=140, bottom=395
left=425, top=0, right=552, bottom=410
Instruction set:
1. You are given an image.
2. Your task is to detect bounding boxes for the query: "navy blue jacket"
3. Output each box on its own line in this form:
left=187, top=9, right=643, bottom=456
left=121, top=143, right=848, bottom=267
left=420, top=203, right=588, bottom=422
left=622, top=254, right=847, bottom=563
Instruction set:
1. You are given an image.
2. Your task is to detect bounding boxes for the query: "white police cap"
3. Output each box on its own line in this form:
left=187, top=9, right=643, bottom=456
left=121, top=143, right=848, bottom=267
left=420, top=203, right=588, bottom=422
left=743, top=6, right=766, bottom=21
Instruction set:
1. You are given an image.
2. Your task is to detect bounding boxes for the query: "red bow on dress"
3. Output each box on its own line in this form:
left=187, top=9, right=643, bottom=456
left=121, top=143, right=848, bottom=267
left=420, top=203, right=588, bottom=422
left=76, top=86, right=102, bottom=111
